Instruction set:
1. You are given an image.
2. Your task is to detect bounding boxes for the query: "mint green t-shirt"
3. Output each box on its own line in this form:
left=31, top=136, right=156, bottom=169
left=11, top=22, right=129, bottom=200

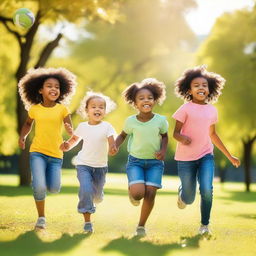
left=123, top=114, right=169, bottom=159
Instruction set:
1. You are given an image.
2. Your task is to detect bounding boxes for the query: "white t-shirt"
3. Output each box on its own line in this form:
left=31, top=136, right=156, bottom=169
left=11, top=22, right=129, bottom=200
left=73, top=121, right=115, bottom=167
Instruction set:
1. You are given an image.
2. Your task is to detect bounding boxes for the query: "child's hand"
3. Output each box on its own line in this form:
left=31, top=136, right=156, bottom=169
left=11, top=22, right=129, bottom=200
left=155, top=150, right=165, bottom=160
left=181, top=135, right=192, bottom=145
left=18, top=137, right=26, bottom=149
left=64, top=123, right=73, bottom=135
left=60, top=141, right=70, bottom=152
left=229, top=156, right=240, bottom=168
left=109, top=145, right=118, bottom=156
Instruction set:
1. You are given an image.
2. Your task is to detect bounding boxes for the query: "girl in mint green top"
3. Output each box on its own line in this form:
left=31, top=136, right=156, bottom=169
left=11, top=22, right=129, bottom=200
left=115, top=78, right=169, bottom=236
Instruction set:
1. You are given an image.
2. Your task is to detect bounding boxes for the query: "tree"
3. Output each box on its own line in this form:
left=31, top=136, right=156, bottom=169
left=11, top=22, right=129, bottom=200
left=69, top=0, right=197, bottom=129
left=197, top=8, right=256, bottom=191
left=0, top=0, right=123, bottom=185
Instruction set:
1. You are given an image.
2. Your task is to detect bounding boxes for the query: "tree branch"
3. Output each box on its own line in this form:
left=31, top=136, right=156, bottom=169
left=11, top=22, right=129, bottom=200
left=0, top=15, right=22, bottom=46
left=34, top=33, right=63, bottom=68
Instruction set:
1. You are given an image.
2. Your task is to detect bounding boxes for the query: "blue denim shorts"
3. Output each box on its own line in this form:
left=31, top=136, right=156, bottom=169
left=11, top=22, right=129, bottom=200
left=126, top=155, right=164, bottom=188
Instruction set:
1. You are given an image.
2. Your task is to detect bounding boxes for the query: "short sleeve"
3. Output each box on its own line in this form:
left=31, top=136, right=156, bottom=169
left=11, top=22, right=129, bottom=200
left=106, top=123, right=116, bottom=138
left=62, top=105, right=70, bottom=118
left=123, top=117, right=132, bottom=135
left=74, top=123, right=83, bottom=138
left=172, top=104, right=187, bottom=123
left=28, top=106, right=35, bottom=119
left=160, top=117, right=169, bottom=134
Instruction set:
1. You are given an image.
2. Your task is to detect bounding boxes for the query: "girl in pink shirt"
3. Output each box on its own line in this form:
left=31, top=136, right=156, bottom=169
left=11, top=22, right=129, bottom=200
left=172, top=66, right=240, bottom=235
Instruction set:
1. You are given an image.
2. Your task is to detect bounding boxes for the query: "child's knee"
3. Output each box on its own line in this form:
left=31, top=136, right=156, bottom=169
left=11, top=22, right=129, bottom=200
left=200, top=189, right=212, bottom=201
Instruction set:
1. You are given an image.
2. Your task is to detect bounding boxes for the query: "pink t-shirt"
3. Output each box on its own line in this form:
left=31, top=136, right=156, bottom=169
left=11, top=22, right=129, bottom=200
left=172, top=102, right=218, bottom=161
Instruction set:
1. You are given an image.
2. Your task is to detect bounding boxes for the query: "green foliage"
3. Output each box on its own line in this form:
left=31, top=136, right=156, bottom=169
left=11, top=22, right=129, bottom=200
left=197, top=9, right=256, bottom=157
left=0, top=27, right=19, bottom=154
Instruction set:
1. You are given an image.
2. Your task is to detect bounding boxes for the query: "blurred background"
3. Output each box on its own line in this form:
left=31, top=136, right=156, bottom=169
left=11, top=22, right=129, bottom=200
left=0, top=0, right=255, bottom=191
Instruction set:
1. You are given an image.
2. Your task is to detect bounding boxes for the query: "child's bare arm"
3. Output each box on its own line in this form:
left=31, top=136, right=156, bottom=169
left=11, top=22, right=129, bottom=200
left=173, top=120, right=192, bottom=145
left=115, top=131, right=127, bottom=150
left=60, top=135, right=80, bottom=152
left=19, top=117, right=34, bottom=149
left=155, top=133, right=168, bottom=160
left=108, top=135, right=118, bottom=156
left=63, top=114, right=73, bottom=136
left=209, top=124, right=240, bottom=167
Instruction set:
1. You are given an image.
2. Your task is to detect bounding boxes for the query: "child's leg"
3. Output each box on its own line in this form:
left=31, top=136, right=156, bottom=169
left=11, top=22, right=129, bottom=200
left=46, top=156, right=63, bottom=194
left=138, top=185, right=157, bottom=226
left=30, top=152, right=48, bottom=217
left=76, top=165, right=95, bottom=217
left=35, top=200, right=45, bottom=217
left=92, top=167, right=108, bottom=203
left=198, top=154, right=214, bottom=225
left=177, top=160, right=197, bottom=204
left=129, top=184, right=145, bottom=200
left=126, top=155, right=145, bottom=200
left=137, top=159, right=163, bottom=227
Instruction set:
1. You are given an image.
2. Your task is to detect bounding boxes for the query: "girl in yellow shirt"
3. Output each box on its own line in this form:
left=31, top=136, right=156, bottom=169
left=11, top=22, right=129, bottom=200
left=18, top=67, right=77, bottom=229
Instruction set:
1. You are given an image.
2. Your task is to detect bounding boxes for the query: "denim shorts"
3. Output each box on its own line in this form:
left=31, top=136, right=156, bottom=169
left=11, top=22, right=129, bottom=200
left=30, top=152, right=63, bottom=201
left=126, top=155, right=164, bottom=188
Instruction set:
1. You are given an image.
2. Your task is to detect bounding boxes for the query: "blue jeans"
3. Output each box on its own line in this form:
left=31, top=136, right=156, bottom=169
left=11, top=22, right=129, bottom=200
left=76, top=165, right=108, bottom=214
left=30, top=152, right=63, bottom=201
left=177, top=153, right=215, bottom=225
left=126, top=155, right=164, bottom=188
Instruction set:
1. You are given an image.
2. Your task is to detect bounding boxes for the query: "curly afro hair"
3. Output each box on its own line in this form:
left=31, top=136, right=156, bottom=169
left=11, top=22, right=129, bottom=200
left=123, top=78, right=166, bottom=107
left=174, top=65, right=226, bottom=103
left=18, top=67, right=77, bottom=110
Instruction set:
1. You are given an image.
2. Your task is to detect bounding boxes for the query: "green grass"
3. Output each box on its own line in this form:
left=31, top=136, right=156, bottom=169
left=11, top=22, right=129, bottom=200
left=0, top=170, right=256, bottom=256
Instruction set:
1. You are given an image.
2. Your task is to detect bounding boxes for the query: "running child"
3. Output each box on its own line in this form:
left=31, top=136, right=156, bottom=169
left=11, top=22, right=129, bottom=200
left=115, top=78, right=169, bottom=236
left=60, top=91, right=116, bottom=233
left=18, top=67, right=77, bottom=229
left=172, top=65, right=240, bottom=235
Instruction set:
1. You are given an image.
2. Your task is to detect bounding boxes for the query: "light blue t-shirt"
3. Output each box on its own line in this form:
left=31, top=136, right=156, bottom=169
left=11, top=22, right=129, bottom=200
left=123, top=113, right=169, bottom=159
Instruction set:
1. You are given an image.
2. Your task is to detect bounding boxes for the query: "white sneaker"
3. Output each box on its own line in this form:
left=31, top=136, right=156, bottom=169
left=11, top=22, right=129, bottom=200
left=35, top=217, right=46, bottom=229
left=129, top=192, right=140, bottom=206
left=177, top=188, right=186, bottom=209
left=135, top=226, right=146, bottom=236
left=198, top=225, right=211, bottom=235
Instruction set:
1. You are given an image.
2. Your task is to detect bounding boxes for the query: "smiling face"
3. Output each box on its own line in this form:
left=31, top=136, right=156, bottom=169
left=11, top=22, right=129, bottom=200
left=189, top=77, right=209, bottom=104
left=86, top=97, right=106, bottom=124
left=39, top=78, right=60, bottom=104
left=134, top=88, right=155, bottom=113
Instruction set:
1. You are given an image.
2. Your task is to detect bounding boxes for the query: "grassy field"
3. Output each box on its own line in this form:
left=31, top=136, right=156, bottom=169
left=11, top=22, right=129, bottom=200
left=0, top=170, right=256, bottom=256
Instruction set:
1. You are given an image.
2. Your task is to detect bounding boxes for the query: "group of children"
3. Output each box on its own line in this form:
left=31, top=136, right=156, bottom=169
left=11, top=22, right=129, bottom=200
left=18, top=65, right=240, bottom=236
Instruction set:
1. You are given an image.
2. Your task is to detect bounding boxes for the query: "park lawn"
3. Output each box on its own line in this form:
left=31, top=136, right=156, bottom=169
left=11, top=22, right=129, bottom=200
left=0, top=170, right=256, bottom=256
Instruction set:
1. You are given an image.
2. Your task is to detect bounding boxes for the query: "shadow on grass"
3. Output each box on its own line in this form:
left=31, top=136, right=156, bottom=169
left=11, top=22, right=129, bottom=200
left=217, top=191, right=256, bottom=203
left=0, top=186, right=176, bottom=197
left=101, top=235, right=209, bottom=256
left=236, top=214, right=256, bottom=219
left=0, top=230, right=87, bottom=256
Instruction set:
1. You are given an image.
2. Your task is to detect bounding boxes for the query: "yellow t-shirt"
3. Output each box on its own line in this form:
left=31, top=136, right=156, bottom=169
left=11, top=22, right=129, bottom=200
left=28, top=103, right=70, bottom=158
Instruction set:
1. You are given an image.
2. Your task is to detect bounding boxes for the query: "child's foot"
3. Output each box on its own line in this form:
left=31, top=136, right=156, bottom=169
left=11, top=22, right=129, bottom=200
left=129, top=192, right=140, bottom=206
left=177, top=187, right=186, bottom=209
left=198, top=225, right=211, bottom=235
left=135, top=226, right=146, bottom=236
left=84, top=222, right=93, bottom=233
left=35, top=217, right=46, bottom=229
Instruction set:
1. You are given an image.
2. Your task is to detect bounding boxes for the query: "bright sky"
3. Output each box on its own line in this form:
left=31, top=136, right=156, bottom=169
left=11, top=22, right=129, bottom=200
left=185, top=0, right=254, bottom=35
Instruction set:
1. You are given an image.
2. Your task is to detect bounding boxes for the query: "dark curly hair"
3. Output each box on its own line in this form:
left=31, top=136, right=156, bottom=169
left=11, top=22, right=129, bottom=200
left=174, top=65, right=225, bottom=103
left=123, top=78, right=166, bottom=107
left=18, top=67, right=77, bottom=110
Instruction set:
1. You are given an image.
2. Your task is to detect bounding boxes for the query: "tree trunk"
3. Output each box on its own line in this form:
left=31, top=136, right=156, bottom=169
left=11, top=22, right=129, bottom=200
left=243, top=135, right=256, bottom=192
left=16, top=59, right=31, bottom=186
